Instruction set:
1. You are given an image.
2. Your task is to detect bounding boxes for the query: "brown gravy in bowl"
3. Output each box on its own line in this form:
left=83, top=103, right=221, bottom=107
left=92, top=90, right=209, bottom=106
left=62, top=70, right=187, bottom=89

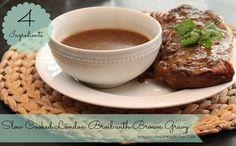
left=61, top=29, right=149, bottom=50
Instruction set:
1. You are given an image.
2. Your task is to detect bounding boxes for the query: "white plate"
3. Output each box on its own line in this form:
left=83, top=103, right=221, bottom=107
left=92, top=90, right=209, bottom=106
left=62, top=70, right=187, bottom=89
left=36, top=43, right=236, bottom=109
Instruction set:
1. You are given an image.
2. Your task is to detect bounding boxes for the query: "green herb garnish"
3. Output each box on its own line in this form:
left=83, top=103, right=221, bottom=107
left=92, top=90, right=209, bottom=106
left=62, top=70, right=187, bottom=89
left=173, top=19, right=222, bottom=48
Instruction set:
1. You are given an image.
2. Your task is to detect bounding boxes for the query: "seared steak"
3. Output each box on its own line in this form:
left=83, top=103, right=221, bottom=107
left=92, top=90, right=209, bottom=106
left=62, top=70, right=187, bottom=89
left=150, top=5, right=235, bottom=89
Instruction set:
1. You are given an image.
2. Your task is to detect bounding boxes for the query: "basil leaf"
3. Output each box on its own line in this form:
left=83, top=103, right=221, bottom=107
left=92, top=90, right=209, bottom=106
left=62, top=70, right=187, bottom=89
left=173, top=19, right=195, bottom=36
left=200, top=38, right=212, bottom=48
left=173, top=19, right=222, bottom=48
left=181, top=31, right=200, bottom=47
left=202, top=22, right=222, bottom=41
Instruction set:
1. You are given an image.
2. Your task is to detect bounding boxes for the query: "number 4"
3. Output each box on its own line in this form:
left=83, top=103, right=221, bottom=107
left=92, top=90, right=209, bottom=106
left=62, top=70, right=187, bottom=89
left=17, top=9, right=35, bottom=27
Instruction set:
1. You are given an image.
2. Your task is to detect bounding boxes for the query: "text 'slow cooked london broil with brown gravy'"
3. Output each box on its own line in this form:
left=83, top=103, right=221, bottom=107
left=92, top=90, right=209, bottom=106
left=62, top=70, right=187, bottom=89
left=148, top=5, right=235, bottom=89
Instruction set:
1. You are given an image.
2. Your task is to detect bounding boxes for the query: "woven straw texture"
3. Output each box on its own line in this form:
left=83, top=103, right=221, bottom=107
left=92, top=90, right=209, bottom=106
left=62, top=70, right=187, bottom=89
left=0, top=16, right=236, bottom=136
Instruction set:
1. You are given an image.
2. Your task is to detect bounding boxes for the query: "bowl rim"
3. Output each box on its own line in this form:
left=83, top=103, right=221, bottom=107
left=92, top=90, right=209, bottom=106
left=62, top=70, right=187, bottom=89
left=50, top=6, right=162, bottom=54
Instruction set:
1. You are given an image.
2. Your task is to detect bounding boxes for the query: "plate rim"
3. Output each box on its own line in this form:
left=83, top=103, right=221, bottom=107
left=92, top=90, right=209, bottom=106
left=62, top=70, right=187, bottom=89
left=35, top=44, right=236, bottom=109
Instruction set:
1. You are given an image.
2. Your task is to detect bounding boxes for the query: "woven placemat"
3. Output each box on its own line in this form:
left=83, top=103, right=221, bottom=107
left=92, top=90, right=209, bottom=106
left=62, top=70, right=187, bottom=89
left=1, top=20, right=236, bottom=137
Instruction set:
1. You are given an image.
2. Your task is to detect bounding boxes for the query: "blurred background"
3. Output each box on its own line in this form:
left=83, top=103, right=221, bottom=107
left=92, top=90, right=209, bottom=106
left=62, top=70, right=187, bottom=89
left=1, top=0, right=236, bottom=56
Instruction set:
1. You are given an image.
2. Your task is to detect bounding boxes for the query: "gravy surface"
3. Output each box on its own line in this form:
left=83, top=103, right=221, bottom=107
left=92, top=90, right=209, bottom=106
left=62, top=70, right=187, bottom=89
left=61, top=29, right=149, bottom=50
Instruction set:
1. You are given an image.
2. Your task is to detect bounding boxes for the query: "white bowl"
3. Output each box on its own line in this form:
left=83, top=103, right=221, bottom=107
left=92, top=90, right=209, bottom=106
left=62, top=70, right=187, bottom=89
left=49, top=7, right=162, bottom=88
